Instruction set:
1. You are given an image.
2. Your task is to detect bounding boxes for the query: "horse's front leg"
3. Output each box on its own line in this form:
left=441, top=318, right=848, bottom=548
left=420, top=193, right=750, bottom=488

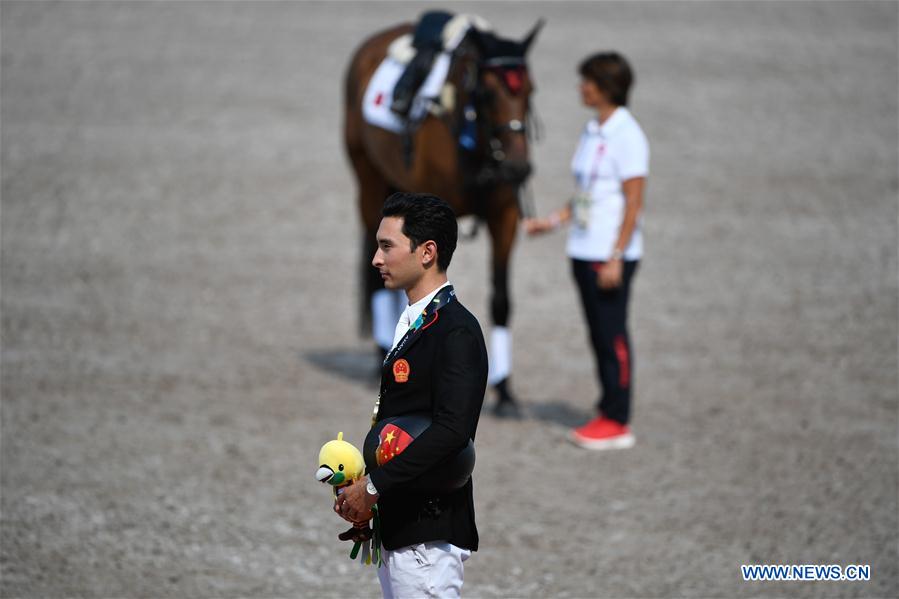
left=486, top=198, right=521, bottom=417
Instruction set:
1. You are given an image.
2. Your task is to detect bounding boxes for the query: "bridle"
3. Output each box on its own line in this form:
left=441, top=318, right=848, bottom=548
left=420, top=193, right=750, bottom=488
left=479, top=56, right=530, bottom=162
left=456, top=52, right=534, bottom=190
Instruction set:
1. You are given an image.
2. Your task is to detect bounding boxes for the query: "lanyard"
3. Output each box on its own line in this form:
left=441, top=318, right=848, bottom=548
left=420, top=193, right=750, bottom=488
left=579, top=139, right=606, bottom=191
left=371, top=285, right=456, bottom=426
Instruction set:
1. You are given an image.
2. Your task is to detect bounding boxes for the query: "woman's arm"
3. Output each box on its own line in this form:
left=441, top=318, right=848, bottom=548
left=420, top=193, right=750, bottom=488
left=599, top=176, right=644, bottom=288
left=524, top=204, right=572, bottom=235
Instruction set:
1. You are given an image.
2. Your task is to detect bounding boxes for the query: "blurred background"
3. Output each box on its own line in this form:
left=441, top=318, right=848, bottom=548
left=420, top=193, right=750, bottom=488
left=2, top=2, right=896, bottom=597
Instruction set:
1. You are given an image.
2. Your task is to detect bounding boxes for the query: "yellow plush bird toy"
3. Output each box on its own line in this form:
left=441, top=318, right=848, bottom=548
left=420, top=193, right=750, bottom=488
left=315, top=432, right=381, bottom=566
left=315, top=431, right=365, bottom=495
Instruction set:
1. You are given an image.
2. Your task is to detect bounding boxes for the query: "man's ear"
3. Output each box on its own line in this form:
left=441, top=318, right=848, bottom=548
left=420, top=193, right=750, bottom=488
left=421, top=240, right=439, bottom=268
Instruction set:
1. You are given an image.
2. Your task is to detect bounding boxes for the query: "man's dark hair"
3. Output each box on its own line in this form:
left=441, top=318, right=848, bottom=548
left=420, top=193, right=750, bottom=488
left=578, top=52, right=633, bottom=107
left=382, top=192, right=458, bottom=272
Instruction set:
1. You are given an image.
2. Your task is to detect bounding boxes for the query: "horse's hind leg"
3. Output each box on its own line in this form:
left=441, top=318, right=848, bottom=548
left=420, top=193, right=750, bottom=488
left=486, top=200, right=521, bottom=417
left=365, top=227, right=404, bottom=358
left=348, top=143, right=404, bottom=359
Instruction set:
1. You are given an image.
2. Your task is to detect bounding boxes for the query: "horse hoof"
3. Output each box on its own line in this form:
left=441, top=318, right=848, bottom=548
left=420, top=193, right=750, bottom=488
left=492, top=378, right=522, bottom=418
left=494, top=377, right=517, bottom=402
left=493, top=399, right=522, bottom=419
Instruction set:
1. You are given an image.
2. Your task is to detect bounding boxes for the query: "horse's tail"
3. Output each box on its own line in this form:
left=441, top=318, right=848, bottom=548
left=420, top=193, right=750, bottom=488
left=343, top=41, right=363, bottom=112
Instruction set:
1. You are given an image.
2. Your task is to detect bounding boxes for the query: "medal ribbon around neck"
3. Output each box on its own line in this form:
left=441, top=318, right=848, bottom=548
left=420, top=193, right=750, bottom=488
left=371, top=285, right=456, bottom=426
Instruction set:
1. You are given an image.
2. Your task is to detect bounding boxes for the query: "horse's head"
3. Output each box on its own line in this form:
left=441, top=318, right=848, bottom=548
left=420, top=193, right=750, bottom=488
left=455, top=20, right=543, bottom=189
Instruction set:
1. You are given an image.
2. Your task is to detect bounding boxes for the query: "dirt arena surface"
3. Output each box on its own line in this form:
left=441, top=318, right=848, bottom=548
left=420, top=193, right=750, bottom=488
left=2, top=2, right=896, bottom=597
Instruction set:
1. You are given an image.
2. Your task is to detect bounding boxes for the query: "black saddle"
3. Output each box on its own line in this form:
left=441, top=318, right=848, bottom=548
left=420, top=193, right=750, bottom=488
left=411, top=10, right=453, bottom=50
left=391, top=11, right=454, bottom=117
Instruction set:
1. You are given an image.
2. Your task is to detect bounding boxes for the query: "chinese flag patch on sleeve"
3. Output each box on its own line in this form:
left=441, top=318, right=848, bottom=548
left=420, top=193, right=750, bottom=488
left=376, top=424, right=415, bottom=466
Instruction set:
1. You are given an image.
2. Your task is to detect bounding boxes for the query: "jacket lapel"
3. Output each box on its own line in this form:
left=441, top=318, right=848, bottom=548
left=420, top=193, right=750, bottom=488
left=388, top=310, right=439, bottom=364
left=381, top=285, right=454, bottom=380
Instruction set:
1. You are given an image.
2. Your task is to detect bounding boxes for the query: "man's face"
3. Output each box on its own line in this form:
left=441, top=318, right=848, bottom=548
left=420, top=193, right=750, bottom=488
left=372, top=216, right=424, bottom=291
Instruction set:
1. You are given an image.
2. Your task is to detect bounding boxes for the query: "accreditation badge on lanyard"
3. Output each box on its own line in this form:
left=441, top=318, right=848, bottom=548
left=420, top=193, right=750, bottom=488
left=571, top=140, right=606, bottom=230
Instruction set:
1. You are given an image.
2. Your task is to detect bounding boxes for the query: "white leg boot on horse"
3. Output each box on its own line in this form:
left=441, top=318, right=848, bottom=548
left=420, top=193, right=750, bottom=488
left=487, top=209, right=522, bottom=418
left=489, top=326, right=521, bottom=418
left=372, top=288, right=405, bottom=364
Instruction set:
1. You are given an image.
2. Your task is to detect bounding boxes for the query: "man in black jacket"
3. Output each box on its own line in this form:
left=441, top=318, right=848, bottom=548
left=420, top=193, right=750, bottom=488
left=337, top=192, right=488, bottom=598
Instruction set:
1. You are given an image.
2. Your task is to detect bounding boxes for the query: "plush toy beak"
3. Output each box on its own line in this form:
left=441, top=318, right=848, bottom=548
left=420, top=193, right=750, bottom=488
left=316, top=466, right=334, bottom=483
left=316, top=466, right=346, bottom=486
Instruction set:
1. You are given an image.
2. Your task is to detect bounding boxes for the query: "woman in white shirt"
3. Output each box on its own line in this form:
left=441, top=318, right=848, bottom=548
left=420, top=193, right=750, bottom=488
left=526, top=51, right=649, bottom=450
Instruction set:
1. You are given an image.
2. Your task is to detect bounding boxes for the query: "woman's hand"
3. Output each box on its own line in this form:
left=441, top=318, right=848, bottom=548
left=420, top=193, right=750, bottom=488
left=523, top=217, right=553, bottom=236
left=598, top=258, right=623, bottom=289
left=524, top=207, right=569, bottom=236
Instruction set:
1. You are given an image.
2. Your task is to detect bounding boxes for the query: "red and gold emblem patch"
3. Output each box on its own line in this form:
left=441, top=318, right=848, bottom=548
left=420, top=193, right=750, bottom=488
left=392, top=358, right=410, bottom=383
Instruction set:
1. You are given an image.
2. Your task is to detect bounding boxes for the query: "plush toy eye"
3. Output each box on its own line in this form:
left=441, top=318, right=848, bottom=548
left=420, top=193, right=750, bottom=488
left=338, top=464, right=344, bottom=471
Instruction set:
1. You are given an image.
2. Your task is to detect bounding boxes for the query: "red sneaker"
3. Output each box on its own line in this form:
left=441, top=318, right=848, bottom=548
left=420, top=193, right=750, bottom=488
left=570, top=416, right=635, bottom=450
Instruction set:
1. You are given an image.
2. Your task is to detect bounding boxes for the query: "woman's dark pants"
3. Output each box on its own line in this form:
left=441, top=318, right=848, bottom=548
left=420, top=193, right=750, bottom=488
left=571, top=258, right=639, bottom=425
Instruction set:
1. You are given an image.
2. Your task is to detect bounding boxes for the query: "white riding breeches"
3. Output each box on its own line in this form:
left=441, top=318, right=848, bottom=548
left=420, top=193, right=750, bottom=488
left=377, top=541, right=470, bottom=599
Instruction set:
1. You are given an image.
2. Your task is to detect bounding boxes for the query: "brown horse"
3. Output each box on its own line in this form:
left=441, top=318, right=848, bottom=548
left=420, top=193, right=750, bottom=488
left=344, top=16, right=542, bottom=414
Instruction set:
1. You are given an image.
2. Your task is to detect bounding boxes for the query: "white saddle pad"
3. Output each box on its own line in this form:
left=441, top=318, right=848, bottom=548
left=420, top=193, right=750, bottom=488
left=362, top=52, right=452, bottom=134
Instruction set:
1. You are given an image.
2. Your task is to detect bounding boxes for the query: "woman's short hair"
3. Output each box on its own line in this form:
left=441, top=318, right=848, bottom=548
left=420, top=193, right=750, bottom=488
left=578, top=52, right=634, bottom=107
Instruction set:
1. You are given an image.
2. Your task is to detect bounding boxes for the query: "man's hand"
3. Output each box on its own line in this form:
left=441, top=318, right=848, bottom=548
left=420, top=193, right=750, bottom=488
left=334, top=477, right=378, bottom=524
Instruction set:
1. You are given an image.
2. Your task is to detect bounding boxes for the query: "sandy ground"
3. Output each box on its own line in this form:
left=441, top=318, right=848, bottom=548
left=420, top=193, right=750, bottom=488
left=1, top=2, right=897, bottom=597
